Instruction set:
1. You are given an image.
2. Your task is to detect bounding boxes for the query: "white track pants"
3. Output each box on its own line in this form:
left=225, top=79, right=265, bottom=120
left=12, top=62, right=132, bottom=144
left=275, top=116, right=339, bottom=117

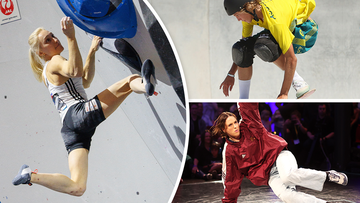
left=268, top=150, right=327, bottom=203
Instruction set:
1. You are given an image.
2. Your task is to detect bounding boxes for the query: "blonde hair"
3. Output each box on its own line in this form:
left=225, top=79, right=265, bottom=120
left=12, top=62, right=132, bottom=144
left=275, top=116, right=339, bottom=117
left=28, top=27, right=45, bottom=82
left=243, top=0, right=262, bottom=12
left=210, top=112, right=237, bottom=139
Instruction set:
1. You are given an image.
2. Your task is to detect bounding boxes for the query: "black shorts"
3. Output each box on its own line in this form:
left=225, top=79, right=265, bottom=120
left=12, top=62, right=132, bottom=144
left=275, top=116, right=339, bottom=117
left=61, top=96, right=106, bottom=154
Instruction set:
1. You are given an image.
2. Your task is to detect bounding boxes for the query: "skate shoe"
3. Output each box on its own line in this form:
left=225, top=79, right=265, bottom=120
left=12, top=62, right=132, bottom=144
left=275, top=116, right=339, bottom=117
left=141, top=59, right=157, bottom=96
left=327, top=170, right=348, bottom=186
left=292, top=80, right=315, bottom=99
left=12, top=164, right=34, bottom=186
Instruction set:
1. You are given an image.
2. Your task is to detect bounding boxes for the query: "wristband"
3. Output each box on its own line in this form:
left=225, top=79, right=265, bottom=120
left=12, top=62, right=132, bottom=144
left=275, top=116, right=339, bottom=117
left=227, top=73, right=235, bottom=78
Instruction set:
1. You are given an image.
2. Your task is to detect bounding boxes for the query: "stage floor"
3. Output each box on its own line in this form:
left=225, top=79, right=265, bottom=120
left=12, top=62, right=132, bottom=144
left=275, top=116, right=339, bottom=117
left=172, top=173, right=360, bottom=203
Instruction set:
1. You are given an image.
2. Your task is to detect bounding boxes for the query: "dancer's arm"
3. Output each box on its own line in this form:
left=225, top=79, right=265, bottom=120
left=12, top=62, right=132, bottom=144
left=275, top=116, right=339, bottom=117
left=82, top=36, right=101, bottom=88
left=237, top=102, right=261, bottom=125
left=238, top=102, right=273, bottom=140
left=222, top=156, right=243, bottom=202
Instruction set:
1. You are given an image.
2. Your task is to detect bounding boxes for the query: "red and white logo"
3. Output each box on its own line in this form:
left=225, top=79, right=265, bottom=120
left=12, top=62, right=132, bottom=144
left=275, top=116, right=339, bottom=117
left=0, top=0, right=14, bottom=16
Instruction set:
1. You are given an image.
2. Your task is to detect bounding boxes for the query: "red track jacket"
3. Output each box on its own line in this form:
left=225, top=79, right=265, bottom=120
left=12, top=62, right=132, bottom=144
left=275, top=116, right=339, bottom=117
left=222, top=103, right=288, bottom=203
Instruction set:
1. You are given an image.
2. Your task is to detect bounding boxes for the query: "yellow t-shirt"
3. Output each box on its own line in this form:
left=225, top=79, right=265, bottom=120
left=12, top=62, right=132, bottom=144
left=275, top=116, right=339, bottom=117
left=242, top=0, right=316, bottom=54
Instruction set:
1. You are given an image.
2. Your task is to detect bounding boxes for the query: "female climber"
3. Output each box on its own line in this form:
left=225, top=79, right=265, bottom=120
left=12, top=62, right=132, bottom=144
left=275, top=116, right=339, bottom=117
left=12, top=17, right=156, bottom=196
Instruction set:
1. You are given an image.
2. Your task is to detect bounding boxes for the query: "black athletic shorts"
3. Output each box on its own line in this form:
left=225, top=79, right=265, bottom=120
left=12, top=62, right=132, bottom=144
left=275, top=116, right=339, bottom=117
left=61, top=95, right=106, bottom=154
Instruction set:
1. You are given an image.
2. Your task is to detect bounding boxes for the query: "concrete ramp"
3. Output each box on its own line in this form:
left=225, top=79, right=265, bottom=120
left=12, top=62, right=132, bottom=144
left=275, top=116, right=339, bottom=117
left=148, top=0, right=360, bottom=99
left=0, top=0, right=187, bottom=202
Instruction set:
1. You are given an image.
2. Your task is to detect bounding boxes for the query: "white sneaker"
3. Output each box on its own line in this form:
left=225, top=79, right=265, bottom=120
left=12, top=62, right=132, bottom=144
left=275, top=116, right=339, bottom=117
left=327, top=170, right=348, bottom=186
left=292, top=80, right=311, bottom=99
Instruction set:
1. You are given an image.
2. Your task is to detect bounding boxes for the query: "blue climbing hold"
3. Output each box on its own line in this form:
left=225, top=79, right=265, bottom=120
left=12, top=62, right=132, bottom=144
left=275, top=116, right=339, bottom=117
left=56, top=0, right=137, bottom=38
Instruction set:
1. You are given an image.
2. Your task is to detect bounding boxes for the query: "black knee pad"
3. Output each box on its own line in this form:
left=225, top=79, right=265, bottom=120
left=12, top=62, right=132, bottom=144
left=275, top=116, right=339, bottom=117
left=232, top=38, right=255, bottom=67
left=254, top=34, right=282, bottom=62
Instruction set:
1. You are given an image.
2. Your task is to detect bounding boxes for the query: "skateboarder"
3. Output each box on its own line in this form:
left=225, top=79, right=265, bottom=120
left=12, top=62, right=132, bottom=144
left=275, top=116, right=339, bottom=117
left=220, top=0, right=318, bottom=99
